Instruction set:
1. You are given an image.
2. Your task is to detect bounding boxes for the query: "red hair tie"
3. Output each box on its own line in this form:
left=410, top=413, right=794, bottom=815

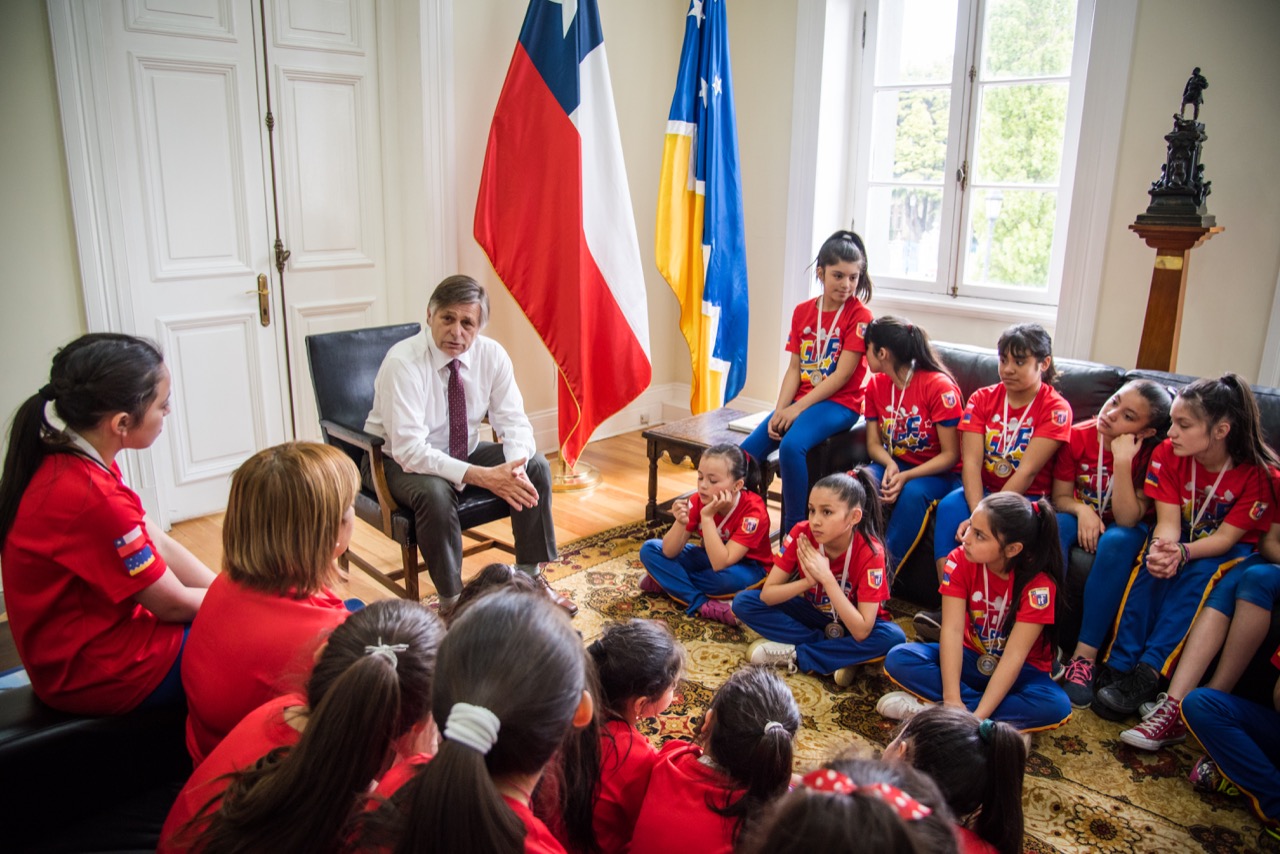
left=1031, top=501, right=1041, bottom=516
left=800, top=769, right=933, bottom=821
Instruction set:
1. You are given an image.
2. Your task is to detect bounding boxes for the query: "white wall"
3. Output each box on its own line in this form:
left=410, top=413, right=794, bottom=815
left=1090, top=0, right=1280, bottom=379
left=0, top=0, right=86, bottom=431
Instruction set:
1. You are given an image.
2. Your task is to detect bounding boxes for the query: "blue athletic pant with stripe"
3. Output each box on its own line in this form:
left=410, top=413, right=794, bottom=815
left=884, top=641, right=1072, bottom=731
left=639, top=540, right=766, bottom=615
left=1183, top=686, right=1280, bottom=826
left=1060, top=521, right=1150, bottom=651
left=864, top=462, right=960, bottom=573
left=1106, top=542, right=1253, bottom=676
left=732, top=588, right=906, bottom=674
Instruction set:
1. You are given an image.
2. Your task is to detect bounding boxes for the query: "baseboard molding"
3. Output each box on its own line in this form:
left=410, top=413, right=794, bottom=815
left=529, top=385, right=775, bottom=454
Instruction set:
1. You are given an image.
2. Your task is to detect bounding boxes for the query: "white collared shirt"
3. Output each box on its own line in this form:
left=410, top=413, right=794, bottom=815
left=364, top=330, right=537, bottom=486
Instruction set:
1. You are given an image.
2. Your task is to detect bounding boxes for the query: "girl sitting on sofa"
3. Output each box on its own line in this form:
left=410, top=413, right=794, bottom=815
left=1053, top=380, right=1174, bottom=709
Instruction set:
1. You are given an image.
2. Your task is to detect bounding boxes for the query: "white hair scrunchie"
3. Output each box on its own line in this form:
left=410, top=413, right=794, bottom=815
left=444, top=702, right=501, bottom=755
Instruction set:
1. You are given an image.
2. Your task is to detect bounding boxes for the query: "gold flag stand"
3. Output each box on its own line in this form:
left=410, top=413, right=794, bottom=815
left=552, top=456, right=602, bottom=494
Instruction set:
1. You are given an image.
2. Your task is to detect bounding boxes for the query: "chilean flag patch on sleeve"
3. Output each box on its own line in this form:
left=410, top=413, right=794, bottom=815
left=115, top=526, right=156, bottom=577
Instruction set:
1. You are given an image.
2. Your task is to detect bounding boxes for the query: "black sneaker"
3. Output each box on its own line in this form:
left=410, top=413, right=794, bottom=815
left=1094, top=662, right=1160, bottom=721
left=913, top=608, right=942, bottom=642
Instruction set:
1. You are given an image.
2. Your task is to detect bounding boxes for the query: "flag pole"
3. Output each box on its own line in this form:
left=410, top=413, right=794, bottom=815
left=552, top=455, right=602, bottom=493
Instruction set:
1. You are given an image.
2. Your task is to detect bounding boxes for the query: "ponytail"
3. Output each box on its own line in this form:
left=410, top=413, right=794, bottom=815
left=703, top=667, right=800, bottom=843
left=385, top=590, right=587, bottom=854
left=971, top=719, right=1027, bottom=854
left=185, top=599, right=443, bottom=854
left=892, top=706, right=1024, bottom=854
left=813, top=470, right=887, bottom=568
left=1178, top=374, right=1280, bottom=470
left=1121, top=379, right=1174, bottom=450
left=588, top=619, right=684, bottom=720
left=0, top=333, right=164, bottom=546
left=533, top=656, right=601, bottom=854
left=975, top=494, right=1064, bottom=651
left=863, top=316, right=955, bottom=385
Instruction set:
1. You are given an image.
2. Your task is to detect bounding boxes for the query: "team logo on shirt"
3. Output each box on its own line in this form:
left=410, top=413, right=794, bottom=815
left=114, top=525, right=156, bottom=577
left=942, top=391, right=958, bottom=409
left=941, top=558, right=956, bottom=586
left=1052, top=409, right=1069, bottom=426
left=1028, top=587, right=1051, bottom=609
left=961, top=411, right=975, bottom=427
left=868, top=568, right=884, bottom=589
left=1146, top=459, right=1162, bottom=489
left=856, top=322, right=867, bottom=339
left=1249, top=501, right=1269, bottom=521
left=742, top=516, right=760, bottom=534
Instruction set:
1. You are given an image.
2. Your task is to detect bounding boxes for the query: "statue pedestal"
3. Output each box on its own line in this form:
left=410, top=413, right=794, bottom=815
left=1129, top=223, right=1222, bottom=371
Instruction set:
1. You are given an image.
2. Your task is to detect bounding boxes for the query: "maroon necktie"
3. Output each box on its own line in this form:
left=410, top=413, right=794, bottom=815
left=447, top=359, right=467, bottom=460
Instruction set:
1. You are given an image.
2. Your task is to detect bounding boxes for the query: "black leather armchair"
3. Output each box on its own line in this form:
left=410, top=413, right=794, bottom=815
left=305, top=323, right=513, bottom=600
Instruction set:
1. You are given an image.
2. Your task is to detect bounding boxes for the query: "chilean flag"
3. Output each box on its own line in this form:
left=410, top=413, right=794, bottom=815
left=475, top=0, right=651, bottom=469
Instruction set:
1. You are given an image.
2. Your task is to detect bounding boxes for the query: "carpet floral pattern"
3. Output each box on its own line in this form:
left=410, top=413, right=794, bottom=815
left=541, top=520, right=1280, bottom=853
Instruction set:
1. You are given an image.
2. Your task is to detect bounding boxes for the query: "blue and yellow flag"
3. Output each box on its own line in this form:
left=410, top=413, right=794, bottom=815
left=656, top=0, right=748, bottom=413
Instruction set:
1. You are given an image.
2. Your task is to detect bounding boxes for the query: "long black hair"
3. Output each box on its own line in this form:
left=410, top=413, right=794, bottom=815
left=181, top=599, right=444, bottom=854
left=588, top=619, right=684, bottom=721
left=701, top=666, right=800, bottom=843
left=976, top=492, right=1065, bottom=652
left=812, top=469, right=890, bottom=572
left=702, top=442, right=764, bottom=497
left=997, top=323, right=1059, bottom=386
left=1177, top=374, right=1280, bottom=470
left=0, top=333, right=165, bottom=546
left=382, top=589, right=588, bottom=854
left=891, top=705, right=1025, bottom=854
left=863, top=315, right=955, bottom=383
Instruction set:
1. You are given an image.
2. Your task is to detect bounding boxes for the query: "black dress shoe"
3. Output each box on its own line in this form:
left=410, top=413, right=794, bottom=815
left=536, top=573, right=578, bottom=617
left=1094, top=662, right=1160, bottom=720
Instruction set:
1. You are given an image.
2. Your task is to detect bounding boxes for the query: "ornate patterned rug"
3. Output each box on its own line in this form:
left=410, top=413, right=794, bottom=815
left=541, top=520, right=1280, bottom=854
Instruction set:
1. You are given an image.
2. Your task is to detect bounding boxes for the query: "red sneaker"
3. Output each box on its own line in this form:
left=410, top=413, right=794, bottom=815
left=698, top=598, right=739, bottom=626
left=1120, top=694, right=1186, bottom=750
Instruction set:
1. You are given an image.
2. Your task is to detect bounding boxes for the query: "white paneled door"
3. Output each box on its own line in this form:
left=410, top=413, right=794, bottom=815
left=51, top=0, right=388, bottom=522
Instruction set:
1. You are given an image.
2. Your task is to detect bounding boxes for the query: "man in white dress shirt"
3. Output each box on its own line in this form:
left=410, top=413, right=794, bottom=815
left=364, top=275, right=571, bottom=614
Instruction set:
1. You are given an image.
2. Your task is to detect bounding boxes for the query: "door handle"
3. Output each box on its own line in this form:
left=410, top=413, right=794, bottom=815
left=244, top=274, right=271, bottom=327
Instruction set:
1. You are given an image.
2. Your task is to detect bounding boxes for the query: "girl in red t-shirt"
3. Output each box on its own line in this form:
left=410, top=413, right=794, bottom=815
left=1051, top=380, right=1174, bottom=709
left=181, top=442, right=361, bottom=764
left=361, top=589, right=594, bottom=854
left=883, top=705, right=1027, bottom=854
left=584, top=620, right=684, bottom=854
left=921, top=324, right=1071, bottom=642
left=631, top=666, right=799, bottom=854
left=882, top=493, right=1072, bottom=732
left=741, top=230, right=873, bottom=534
left=733, top=470, right=906, bottom=683
left=640, top=444, right=772, bottom=625
left=1094, top=375, right=1279, bottom=720
left=160, top=598, right=444, bottom=853
left=0, top=333, right=215, bottom=715
left=862, top=316, right=964, bottom=572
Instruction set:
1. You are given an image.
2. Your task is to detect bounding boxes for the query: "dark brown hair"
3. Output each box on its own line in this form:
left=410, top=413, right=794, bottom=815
left=448, top=563, right=539, bottom=626
left=1176, top=374, right=1280, bottom=470
left=997, top=323, right=1059, bottom=386
left=864, top=315, right=955, bottom=383
left=891, top=705, right=1025, bottom=854
left=1, top=333, right=165, bottom=546
left=815, top=229, right=873, bottom=303
left=976, top=493, right=1064, bottom=651
left=813, top=468, right=889, bottom=571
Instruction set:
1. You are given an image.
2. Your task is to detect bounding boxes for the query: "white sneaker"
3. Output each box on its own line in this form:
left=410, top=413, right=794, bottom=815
left=833, top=665, right=859, bottom=687
left=747, top=639, right=797, bottom=672
left=876, top=691, right=930, bottom=721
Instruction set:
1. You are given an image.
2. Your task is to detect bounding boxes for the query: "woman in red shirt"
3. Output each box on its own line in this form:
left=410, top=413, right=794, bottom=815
left=0, top=333, right=215, bottom=714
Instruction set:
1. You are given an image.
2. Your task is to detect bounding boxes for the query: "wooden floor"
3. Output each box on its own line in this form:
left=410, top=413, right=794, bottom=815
left=167, top=429, right=705, bottom=604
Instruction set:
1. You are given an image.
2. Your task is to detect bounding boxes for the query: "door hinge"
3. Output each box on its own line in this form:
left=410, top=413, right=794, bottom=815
left=265, top=110, right=275, bottom=132
left=969, top=64, right=977, bottom=83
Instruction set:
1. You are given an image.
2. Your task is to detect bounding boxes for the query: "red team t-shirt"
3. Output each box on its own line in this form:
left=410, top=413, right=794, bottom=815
left=786, top=296, right=873, bottom=412
left=939, top=548, right=1057, bottom=673
left=0, top=452, right=183, bottom=714
left=1051, top=418, right=1155, bottom=525
left=959, top=383, right=1072, bottom=496
left=685, top=490, right=774, bottom=565
left=159, top=692, right=306, bottom=853
left=182, top=573, right=349, bottom=764
left=863, top=369, right=964, bottom=468
left=630, top=741, right=744, bottom=854
left=1143, top=439, right=1271, bottom=543
left=776, top=522, right=892, bottom=620
left=594, top=720, right=660, bottom=854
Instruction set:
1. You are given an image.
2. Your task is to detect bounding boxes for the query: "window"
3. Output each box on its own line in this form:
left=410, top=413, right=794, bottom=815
left=852, top=0, right=1088, bottom=306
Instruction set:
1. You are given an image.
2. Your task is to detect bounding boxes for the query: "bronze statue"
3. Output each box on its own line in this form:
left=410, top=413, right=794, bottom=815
left=1180, top=67, right=1207, bottom=120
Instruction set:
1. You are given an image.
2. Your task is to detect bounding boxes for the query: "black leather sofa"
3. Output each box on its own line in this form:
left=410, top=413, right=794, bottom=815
left=814, top=341, right=1280, bottom=707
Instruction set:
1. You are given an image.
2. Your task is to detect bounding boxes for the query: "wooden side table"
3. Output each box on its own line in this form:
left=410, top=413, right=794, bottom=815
left=642, top=408, right=777, bottom=524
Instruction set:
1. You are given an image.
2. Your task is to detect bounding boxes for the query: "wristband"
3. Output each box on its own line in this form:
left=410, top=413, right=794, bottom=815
left=1176, top=542, right=1190, bottom=569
